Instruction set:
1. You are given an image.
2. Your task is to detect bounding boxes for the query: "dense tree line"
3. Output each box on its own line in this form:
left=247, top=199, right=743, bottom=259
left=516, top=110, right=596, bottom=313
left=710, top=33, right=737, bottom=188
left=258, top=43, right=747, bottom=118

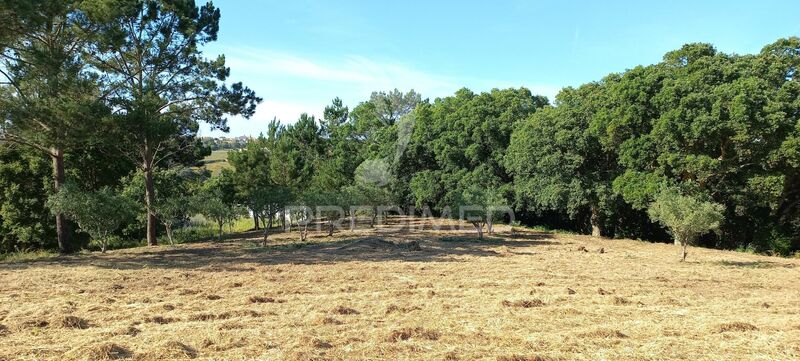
left=0, top=0, right=258, bottom=253
left=1, top=0, right=798, bottom=257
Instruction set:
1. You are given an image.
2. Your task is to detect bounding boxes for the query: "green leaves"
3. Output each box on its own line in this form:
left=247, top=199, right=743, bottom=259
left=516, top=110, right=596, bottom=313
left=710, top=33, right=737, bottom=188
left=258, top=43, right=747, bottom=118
left=87, top=0, right=261, bottom=166
left=647, top=189, right=724, bottom=245
left=47, top=183, right=135, bottom=251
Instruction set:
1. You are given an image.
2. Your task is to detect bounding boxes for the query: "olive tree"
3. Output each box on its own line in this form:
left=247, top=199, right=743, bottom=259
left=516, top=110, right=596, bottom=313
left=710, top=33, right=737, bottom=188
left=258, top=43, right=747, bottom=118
left=197, top=194, right=245, bottom=241
left=153, top=194, right=194, bottom=245
left=454, top=184, right=506, bottom=240
left=648, top=190, right=725, bottom=261
left=47, top=184, right=134, bottom=253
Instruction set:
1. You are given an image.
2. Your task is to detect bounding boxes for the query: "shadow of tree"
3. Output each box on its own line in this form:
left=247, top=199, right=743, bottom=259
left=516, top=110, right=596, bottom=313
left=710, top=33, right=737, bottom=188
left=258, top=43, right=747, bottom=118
left=0, top=217, right=559, bottom=271
left=713, top=260, right=796, bottom=269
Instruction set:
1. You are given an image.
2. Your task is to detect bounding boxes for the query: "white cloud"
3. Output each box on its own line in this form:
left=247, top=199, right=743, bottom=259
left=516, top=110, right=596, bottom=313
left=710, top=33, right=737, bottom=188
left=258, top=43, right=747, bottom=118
left=203, top=47, right=561, bottom=136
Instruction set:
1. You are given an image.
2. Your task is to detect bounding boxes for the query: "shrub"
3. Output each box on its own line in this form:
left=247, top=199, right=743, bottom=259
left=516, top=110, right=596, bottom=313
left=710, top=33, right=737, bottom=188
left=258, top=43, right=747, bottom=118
left=648, top=190, right=724, bottom=261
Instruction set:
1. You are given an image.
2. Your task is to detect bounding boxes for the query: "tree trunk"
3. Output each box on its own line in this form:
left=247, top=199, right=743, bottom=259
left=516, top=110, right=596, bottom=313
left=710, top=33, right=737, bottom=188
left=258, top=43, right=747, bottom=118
left=370, top=207, right=378, bottom=228
left=350, top=213, right=356, bottom=231
left=100, top=232, right=108, bottom=253
left=253, top=213, right=260, bottom=230
left=218, top=222, right=223, bottom=240
left=280, top=209, right=286, bottom=231
left=262, top=227, right=269, bottom=247
left=144, top=162, right=158, bottom=246
left=590, top=205, right=602, bottom=237
left=487, top=214, right=494, bottom=234
left=165, top=225, right=174, bottom=245
left=51, top=149, right=71, bottom=253
left=474, top=222, right=484, bottom=240
left=681, top=242, right=688, bottom=262
left=328, top=221, right=334, bottom=236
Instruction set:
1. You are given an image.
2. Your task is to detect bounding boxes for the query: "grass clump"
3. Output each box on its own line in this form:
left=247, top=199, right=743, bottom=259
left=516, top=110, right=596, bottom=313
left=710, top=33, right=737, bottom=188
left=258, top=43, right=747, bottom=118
left=386, top=327, right=440, bottom=342
left=715, top=322, right=758, bottom=333
left=502, top=299, right=545, bottom=308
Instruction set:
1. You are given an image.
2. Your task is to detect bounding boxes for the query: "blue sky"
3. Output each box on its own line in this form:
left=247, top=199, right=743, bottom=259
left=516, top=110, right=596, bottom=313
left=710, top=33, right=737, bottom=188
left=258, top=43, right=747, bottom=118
left=202, top=0, right=800, bottom=137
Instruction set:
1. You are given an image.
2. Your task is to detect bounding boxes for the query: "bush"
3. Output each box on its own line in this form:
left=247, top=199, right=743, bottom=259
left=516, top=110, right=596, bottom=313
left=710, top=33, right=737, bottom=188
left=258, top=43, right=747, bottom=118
left=648, top=190, right=724, bottom=261
left=47, top=184, right=136, bottom=253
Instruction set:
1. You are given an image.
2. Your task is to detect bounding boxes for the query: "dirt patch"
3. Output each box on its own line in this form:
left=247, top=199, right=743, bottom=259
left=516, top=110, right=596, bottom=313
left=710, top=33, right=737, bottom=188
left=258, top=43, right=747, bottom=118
left=715, top=322, right=758, bottom=333
left=386, top=327, right=441, bottom=342
left=0, top=324, right=8, bottom=337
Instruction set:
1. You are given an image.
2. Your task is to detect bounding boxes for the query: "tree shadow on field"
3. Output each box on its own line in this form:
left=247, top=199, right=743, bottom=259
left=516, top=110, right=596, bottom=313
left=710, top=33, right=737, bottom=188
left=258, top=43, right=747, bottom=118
left=713, top=260, right=796, bottom=269
left=0, top=217, right=559, bottom=271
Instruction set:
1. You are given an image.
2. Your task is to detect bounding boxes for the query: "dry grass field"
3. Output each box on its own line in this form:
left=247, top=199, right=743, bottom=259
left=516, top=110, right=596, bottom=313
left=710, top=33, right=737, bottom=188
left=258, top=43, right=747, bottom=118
left=1, top=217, right=799, bottom=360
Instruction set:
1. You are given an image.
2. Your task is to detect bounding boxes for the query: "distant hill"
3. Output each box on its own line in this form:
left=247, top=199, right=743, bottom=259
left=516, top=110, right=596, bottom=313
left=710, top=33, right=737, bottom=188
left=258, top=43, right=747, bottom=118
left=200, top=136, right=251, bottom=151
left=197, top=149, right=233, bottom=176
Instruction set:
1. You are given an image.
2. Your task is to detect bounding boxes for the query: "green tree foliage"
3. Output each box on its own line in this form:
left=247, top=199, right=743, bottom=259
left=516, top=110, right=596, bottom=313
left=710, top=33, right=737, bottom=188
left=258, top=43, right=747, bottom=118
left=452, top=184, right=506, bottom=240
left=287, top=191, right=317, bottom=242
left=605, top=41, right=800, bottom=250
left=505, top=83, right=617, bottom=237
left=47, top=183, right=135, bottom=253
left=148, top=169, right=202, bottom=245
left=407, top=88, right=548, bottom=211
left=121, top=168, right=204, bottom=243
left=322, top=97, right=349, bottom=137
left=349, top=160, right=393, bottom=227
left=198, top=173, right=243, bottom=240
left=648, top=190, right=725, bottom=261
left=83, top=0, right=260, bottom=246
left=2, top=20, right=800, bottom=258
left=0, top=144, right=53, bottom=252
left=0, top=0, right=108, bottom=252
left=227, top=135, right=272, bottom=230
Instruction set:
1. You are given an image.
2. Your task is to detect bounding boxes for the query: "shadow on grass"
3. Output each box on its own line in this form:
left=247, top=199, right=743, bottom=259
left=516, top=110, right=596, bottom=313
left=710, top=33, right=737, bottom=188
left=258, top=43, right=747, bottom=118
left=0, top=217, right=559, bottom=271
left=714, top=260, right=796, bottom=269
